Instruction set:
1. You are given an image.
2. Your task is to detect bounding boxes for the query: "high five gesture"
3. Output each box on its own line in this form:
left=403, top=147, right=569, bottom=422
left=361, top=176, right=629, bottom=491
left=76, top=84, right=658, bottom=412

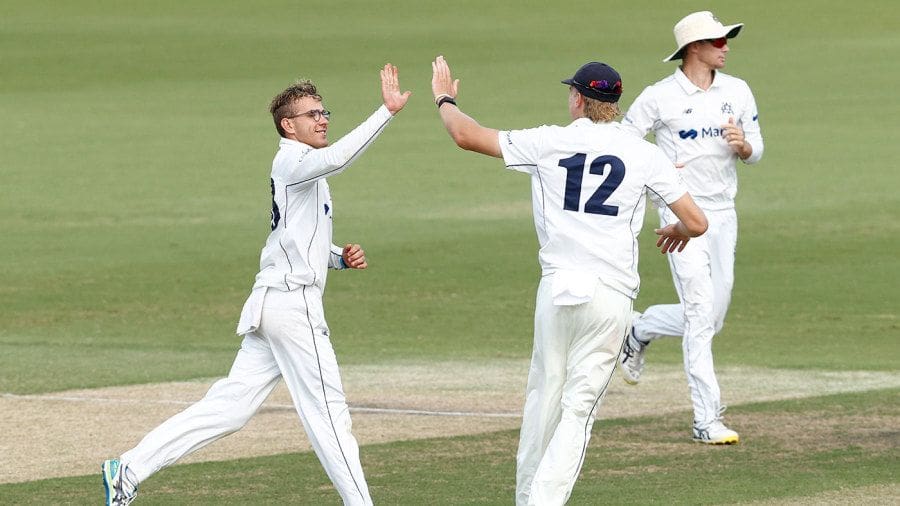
left=380, top=63, right=411, bottom=115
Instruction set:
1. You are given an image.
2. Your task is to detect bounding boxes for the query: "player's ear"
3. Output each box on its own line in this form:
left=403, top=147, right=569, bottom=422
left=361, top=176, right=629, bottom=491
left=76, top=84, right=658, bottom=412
left=281, top=117, right=295, bottom=135
left=687, top=41, right=702, bottom=57
left=573, top=91, right=584, bottom=107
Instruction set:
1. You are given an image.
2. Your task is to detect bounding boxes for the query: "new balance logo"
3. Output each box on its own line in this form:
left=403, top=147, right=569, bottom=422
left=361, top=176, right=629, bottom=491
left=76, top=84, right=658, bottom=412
left=679, top=129, right=698, bottom=139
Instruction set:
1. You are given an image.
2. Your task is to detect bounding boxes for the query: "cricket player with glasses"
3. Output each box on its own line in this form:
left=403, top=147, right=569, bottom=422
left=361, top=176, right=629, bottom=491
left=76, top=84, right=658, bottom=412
left=618, top=11, right=765, bottom=445
left=431, top=55, right=707, bottom=506
left=102, top=64, right=410, bottom=505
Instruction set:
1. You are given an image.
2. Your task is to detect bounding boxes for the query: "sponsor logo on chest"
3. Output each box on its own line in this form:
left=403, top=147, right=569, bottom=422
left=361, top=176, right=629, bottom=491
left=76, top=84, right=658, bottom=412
left=678, top=127, right=726, bottom=140
left=677, top=101, right=733, bottom=140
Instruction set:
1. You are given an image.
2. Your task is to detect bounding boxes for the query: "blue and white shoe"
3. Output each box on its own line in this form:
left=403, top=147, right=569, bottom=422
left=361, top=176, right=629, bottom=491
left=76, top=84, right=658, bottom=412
left=102, top=459, right=138, bottom=505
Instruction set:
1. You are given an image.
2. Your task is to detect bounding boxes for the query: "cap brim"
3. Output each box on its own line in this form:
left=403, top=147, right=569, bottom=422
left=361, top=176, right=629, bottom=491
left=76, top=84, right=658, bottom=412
left=662, top=22, right=744, bottom=62
left=725, top=24, right=744, bottom=39
left=561, top=78, right=575, bottom=85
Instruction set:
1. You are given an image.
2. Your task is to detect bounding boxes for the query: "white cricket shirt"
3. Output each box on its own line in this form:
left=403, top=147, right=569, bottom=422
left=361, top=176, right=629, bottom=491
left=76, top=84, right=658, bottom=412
left=253, top=105, right=393, bottom=292
left=622, top=68, right=763, bottom=211
left=500, top=119, right=688, bottom=301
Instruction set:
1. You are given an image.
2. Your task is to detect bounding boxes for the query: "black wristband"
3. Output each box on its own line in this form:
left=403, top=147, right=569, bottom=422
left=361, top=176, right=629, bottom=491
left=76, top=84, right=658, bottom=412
left=437, top=96, right=457, bottom=108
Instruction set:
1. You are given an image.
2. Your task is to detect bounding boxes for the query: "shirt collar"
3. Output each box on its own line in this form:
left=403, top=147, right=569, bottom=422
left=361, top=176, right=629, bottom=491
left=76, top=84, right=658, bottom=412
left=279, top=137, right=311, bottom=149
left=674, top=66, right=721, bottom=94
left=570, top=117, right=611, bottom=128
left=570, top=117, right=594, bottom=127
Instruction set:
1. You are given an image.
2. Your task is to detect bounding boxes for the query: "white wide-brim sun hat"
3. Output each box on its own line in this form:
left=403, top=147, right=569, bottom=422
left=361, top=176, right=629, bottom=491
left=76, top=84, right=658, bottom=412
left=664, top=11, right=743, bottom=62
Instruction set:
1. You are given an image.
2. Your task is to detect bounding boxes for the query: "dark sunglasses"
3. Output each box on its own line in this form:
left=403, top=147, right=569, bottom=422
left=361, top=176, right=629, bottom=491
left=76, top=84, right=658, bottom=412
left=704, top=37, right=728, bottom=49
left=286, top=109, right=331, bottom=121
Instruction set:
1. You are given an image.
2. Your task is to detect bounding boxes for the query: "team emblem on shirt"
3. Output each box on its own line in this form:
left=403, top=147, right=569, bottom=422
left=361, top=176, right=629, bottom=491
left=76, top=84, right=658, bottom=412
left=720, top=102, right=733, bottom=115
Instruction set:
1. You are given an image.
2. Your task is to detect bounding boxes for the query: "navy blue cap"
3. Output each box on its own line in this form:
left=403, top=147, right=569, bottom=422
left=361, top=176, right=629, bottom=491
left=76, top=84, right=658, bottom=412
left=561, top=62, right=623, bottom=103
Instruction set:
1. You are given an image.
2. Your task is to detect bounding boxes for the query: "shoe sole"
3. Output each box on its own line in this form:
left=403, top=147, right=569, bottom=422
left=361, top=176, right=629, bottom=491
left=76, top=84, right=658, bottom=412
left=618, top=352, right=641, bottom=385
left=619, top=319, right=644, bottom=385
left=693, top=435, right=740, bottom=445
left=101, top=460, right=116, bottom=506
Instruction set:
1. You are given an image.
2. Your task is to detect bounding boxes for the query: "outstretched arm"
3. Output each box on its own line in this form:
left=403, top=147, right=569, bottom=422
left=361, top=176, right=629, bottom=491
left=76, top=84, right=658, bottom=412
left=284, top=64, right=408, bottom=184
left=431, top=55, right=501, bottom=158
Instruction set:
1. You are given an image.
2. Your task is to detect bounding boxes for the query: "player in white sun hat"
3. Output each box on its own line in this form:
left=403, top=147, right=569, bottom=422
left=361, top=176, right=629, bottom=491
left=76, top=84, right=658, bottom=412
left=431, top=55, right=707, bottom=505
left=620, top=11, right=764, bottom=445
left=101, top=64, right=410, bottom=505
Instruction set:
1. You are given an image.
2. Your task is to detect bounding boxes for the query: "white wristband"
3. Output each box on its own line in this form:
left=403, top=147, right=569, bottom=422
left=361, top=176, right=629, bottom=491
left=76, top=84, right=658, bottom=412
left=433, top=93, right=453, bottom=106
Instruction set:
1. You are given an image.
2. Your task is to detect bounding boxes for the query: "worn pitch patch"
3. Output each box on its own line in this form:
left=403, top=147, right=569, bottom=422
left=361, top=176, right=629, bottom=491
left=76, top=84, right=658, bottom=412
left=735, top=483, right=900, bottom=505
left=1, top=361, right=898, bottom=484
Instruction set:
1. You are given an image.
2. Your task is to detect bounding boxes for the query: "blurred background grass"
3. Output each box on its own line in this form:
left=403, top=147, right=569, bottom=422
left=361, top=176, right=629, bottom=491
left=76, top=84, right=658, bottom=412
left=1, top=0, right=897, bottom=394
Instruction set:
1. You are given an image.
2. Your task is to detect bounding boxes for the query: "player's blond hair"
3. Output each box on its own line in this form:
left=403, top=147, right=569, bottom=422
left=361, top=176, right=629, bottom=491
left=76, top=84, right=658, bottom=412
left=269, top=79, right=322, bottom=137
left=582, top=97, right=621, bottom=123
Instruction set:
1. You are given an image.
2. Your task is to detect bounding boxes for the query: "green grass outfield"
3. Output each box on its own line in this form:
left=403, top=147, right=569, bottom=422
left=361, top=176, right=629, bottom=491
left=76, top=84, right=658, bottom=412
left=2, top=0, right=898, bottom=503
left=7, top=389, right=899, bottom=505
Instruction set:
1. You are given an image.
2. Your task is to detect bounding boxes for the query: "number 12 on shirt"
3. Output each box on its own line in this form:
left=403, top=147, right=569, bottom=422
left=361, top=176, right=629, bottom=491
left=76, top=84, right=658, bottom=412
left=559, top=153, right=624, bottom=216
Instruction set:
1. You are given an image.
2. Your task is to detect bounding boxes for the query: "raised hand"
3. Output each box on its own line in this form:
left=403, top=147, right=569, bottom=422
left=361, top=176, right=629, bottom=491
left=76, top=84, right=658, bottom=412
left=431, top=55, right=459, bottom=102
left=380, top=63, right=411, bottom=115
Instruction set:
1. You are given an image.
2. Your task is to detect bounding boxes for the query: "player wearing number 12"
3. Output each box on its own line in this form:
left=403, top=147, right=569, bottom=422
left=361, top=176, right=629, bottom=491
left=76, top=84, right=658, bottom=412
left=431, top=56, right=707, bottom=506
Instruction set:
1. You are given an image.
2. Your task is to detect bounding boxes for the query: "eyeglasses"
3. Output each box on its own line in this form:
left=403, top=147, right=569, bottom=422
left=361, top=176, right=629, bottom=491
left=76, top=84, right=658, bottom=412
left=704, top=37, right=728, bottom=49
left=286, top=109, right=331, bottom=121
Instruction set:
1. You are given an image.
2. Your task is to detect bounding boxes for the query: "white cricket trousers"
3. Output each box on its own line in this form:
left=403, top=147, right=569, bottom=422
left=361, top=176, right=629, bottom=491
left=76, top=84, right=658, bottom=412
left=634, top=207, right=737, bottom=425
left=516, top=278, right=632, bottom=506
left=120, top=286, right=373, bottom=506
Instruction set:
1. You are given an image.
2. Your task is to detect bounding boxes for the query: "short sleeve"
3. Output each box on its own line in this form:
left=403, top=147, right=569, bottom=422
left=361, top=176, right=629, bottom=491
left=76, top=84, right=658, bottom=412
left=644, top=148, right=688, bottom=205
left=621, top=87, right=658, bottom=138
left=499, top=127, right=543, bottom=174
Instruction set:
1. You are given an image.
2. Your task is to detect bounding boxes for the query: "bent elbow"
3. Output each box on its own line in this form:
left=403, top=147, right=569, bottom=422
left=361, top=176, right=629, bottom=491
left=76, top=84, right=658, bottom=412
left=690, top=216, right=709, bottom=237
left=452, top=129, right=475, bottom=151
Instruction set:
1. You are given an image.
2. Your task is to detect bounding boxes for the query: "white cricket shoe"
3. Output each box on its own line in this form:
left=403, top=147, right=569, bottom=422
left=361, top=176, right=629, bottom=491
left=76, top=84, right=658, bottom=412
left=102, top=459, right=138, bottom=505
left=618, top=312, right=647, bottom=385
left=693, top=408, right=740, bottom=445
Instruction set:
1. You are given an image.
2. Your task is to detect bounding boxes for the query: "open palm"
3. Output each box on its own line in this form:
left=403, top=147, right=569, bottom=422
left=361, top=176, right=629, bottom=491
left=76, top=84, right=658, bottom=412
left=380, top=63, right=411, bottom=115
